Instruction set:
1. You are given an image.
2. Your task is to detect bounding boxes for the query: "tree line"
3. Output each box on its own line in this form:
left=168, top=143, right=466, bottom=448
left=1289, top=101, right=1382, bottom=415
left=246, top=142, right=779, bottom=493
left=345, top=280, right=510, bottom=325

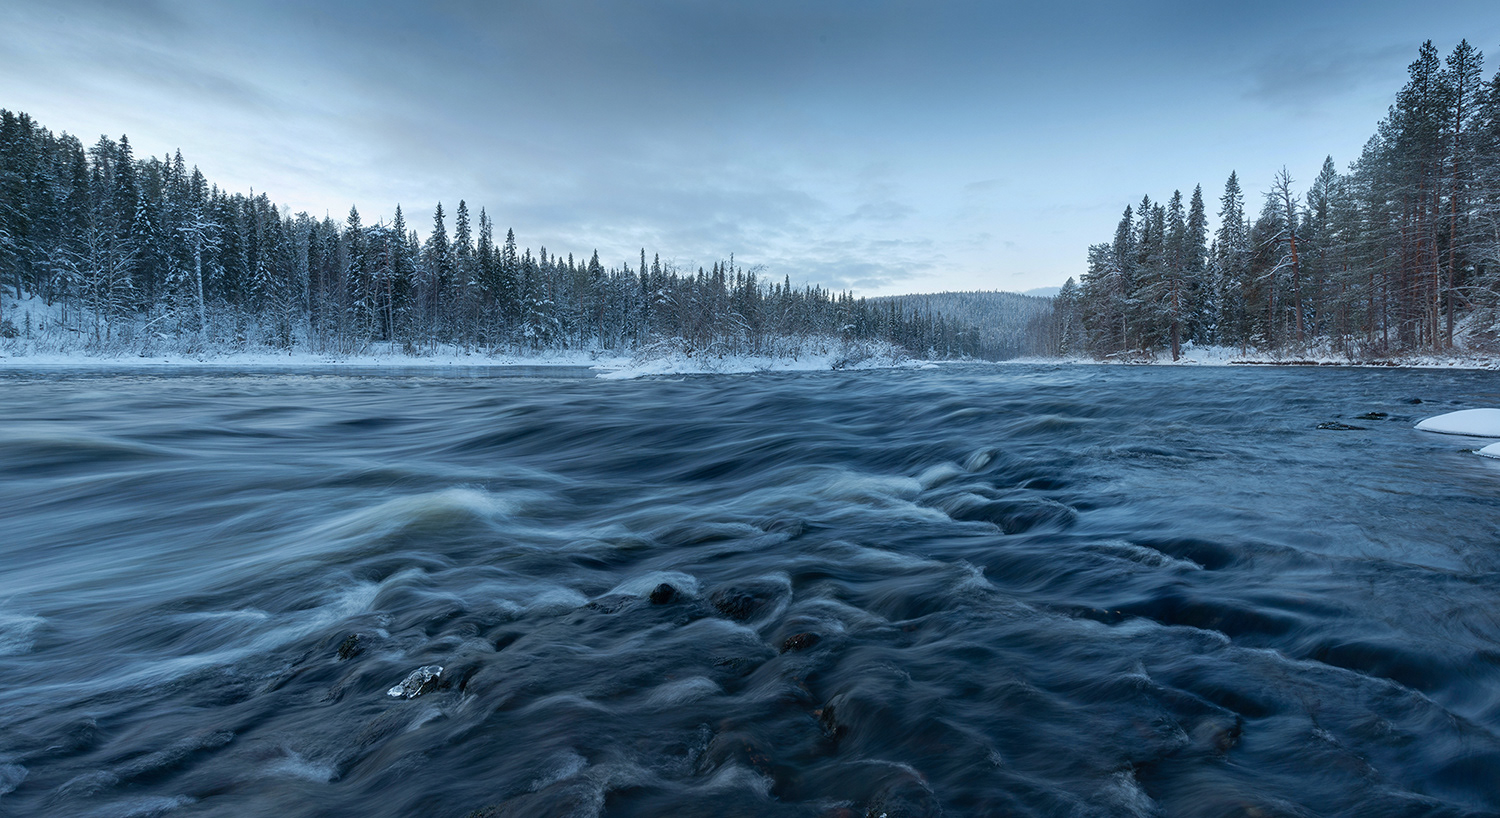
left=1055, top=40, right=1500, bottom=360
left=872, top=291, right=1057, bottom=360
left=0, top=110, right=1051, bottom=360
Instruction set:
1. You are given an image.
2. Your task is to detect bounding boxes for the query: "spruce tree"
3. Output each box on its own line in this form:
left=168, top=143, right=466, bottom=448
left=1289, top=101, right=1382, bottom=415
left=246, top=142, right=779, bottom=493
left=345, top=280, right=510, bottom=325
left=1185, top=185, right=1209, bottom=342
left=422, top=203, right=450, bottom=347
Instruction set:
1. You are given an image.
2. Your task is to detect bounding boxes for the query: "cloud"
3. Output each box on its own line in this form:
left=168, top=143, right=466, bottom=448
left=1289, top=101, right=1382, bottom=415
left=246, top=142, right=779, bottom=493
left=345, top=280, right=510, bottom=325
left=962, top=179, right=1007, bottom=194
left=1245, top=40, right=1411, bottom=111
left=848, top=200, right=916, bottom=223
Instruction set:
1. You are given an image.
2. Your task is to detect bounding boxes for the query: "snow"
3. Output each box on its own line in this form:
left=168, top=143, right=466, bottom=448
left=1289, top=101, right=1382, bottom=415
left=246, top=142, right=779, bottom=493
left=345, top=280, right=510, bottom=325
left=1478, top=442, right=1500, bottom=459
left=596, top=343, right=912, bottom=380
left=1414, top=409, right=1500, bottom=437
left=0, top=342, right=931, bottom=380
left=2, top=293, right=928, bottom=379
left=0, top=345, right=627, bottom=372
left=1047, top=341, right=1500, bottom=370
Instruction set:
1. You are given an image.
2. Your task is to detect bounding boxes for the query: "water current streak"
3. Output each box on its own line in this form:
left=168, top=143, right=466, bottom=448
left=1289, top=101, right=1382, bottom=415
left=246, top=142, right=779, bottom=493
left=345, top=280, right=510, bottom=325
left=0, top=364, right=1498, bottom=817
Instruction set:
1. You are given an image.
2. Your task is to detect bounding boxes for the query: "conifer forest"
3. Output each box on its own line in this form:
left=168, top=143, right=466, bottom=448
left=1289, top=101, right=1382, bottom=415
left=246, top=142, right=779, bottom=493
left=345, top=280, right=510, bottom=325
left=0, top=114, right=1044, bottom=362
left=1056, top=39, right=1500, bottom=360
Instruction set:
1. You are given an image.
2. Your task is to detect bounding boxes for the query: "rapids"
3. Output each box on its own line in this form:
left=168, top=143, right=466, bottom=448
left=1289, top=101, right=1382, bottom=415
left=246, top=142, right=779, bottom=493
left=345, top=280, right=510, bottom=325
left=1, top=364, right=1498, bottom=817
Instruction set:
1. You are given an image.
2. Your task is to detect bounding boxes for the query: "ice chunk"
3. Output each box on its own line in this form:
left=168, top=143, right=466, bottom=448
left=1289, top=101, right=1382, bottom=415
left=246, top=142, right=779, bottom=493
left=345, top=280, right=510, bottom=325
left=387, top=665, right=443, bottom=699
left=1414, top=408, right=1500, bottom=437
left=1479, top=442, right=1500, bottom=459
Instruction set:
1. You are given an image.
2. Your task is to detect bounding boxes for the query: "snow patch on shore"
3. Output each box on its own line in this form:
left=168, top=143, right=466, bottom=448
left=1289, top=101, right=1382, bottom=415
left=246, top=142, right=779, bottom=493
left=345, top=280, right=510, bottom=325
left=1049, top=342, right=1500, bottom=370
left=1416, top=409, right=1500, bottom=438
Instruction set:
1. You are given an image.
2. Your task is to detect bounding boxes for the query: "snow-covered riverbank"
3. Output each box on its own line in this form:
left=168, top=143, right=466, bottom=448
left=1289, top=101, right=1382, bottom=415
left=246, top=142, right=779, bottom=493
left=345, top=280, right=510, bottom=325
left=1, top=291, right=920, bottom=379
left=0, top=342, right=922, bottom=380
left=1048, top=343, right=1500, bottom=370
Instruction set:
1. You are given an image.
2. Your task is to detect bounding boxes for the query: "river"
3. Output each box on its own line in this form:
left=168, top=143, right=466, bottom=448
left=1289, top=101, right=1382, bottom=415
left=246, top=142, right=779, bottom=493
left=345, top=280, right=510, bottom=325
left=1, top=364, right=1497, bottom=817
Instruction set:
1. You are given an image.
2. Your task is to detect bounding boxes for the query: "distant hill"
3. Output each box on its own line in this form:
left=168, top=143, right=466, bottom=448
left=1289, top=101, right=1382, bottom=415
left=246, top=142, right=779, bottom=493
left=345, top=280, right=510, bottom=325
left=1023, top=286, right=1061, bottom=298
left=869, top=290, right=1055, bottom=359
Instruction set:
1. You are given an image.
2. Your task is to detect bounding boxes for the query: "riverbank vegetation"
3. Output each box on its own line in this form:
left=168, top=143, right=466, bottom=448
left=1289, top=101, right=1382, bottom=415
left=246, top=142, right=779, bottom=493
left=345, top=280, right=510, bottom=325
left=0, top=112, right=1050, bottom=363
left=1054, top=40, right=1500, bottom=363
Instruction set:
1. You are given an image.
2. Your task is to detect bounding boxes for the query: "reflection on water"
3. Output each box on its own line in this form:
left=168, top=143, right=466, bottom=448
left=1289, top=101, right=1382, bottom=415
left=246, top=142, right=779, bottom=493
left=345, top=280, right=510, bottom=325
left=0, top=364, right=1498, bottom=817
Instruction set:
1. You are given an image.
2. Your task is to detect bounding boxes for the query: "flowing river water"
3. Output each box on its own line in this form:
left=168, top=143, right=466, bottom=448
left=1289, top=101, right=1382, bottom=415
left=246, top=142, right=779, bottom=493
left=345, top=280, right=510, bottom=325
left=1, top=364, right=1498, bottom=817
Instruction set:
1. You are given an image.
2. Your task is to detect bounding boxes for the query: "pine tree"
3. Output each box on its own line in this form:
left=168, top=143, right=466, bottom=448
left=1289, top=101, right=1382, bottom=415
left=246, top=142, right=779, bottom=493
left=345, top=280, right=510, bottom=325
left=343, top=205, right=370, bottom=347
left=452, top=200, right=475, bottom=347
left=1442, top=40, right=1484, bottom=346
left=421, top=202, right=450, bottom=347
left=1162, top=190, right=1187, bottom=359
left=387, top=204, right=412, bottom=343
left=474, top=208, right=496, bottom=343
left=1184, top=185, right=1209, bottom=342
left=499, top=227, right=520, bottom=332
left=1213, top=172, right=1251, bottom=351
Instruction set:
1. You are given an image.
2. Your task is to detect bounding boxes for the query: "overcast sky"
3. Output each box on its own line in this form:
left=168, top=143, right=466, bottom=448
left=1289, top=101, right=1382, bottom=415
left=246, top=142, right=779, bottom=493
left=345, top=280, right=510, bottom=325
left=4, top=1, right=1498, bottom=295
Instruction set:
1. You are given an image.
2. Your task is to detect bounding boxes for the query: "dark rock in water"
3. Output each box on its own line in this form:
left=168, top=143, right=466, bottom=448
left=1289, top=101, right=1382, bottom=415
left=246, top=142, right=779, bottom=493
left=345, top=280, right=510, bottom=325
left=1355, top=412, right=1388, bottom=420
left=336, top=634, right=362, bottom=661
left=862, top=773, right=942, bottom=818
left=387, top=665, right=444, bottom=699
left=1191, top=715, right=1244, bottom=755
left=710, top=655, right=764, bottom=679
left=1407, top=397, right=1423, bottom=404
left=1067, top=606, right=1127, bottom=625
left=1316, top=421, right=1366, bottom=431
left=1136, top=536, right=1238, bottom=570
left=649, top=583, right=678, bottom=605
left=780, top=632, right=820, bottom=653
left=710, top=583, right=783, bottom=621
left=711, top=589, right=761, bottom=620
left=947, top=495, right=1077, bottom=534
left=583, top=594, right=631, bottom=614
left=816, top=703, right=849, bottom=741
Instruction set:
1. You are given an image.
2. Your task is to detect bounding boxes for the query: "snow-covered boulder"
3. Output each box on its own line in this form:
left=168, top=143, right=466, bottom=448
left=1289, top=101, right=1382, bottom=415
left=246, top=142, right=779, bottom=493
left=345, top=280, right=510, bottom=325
left=1414, top=408, right=1500, bottom=437
left=1479, top=442, right=1500, bottom=459
left=387, top=665, right=443, bottom=699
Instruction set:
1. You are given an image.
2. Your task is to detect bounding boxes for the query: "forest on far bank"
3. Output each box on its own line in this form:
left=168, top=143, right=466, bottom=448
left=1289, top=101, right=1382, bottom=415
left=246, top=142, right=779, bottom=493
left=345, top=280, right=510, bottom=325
left=1051, top=39, right=1500, bottom=362
left=0, top=109, right=1061, bottom=363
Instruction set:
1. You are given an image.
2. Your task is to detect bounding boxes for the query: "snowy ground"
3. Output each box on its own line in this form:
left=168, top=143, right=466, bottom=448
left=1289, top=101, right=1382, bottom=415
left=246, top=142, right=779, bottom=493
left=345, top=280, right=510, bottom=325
left=0, top=343, right=929, bottom=380
left=1044, top=342, right=1500, bottom=371
left=0, top=292, right=919, bottom=379
left=9, top=291, right=1498, bottom=375
left=1415, top=408, right=1500, bottom=437
left=0, top=346, right=623, bottom=370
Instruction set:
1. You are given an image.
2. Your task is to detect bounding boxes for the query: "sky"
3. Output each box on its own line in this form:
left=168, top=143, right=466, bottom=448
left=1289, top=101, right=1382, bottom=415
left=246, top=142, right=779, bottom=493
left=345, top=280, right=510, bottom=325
left=3, top=1, right=1499, bottom=296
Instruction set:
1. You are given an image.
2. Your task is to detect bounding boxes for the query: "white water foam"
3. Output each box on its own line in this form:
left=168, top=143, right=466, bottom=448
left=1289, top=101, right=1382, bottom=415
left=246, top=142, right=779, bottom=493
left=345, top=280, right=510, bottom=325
left=0, top=613, right=44, bottom=656
left=266, top=751, right=337, bottom=783
left=529, top=749, right=588, bottom=792
left=0, top=762, right=26, bottom=797
left=605, top=571, right=702, bottom=600
left=1097, top=769, right=1157, bottom=817
left=526, top=587, right=590, bottom=615
left=642, top=677, right=722, bottom=710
